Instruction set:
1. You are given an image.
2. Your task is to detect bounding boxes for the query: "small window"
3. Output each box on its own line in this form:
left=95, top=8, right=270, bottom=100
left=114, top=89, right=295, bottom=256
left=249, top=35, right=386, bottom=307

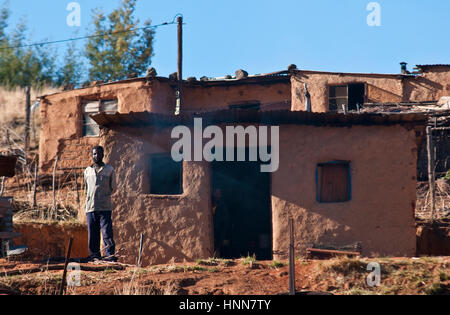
left=82, top=99, right=118, bottom=137
left=329, top=86, right=348, bottom=112
left=149, top=154, right=183, bottom=195
left=329, top=84, right=365, bottom=112
left=316, top=161, right=351, bottom=203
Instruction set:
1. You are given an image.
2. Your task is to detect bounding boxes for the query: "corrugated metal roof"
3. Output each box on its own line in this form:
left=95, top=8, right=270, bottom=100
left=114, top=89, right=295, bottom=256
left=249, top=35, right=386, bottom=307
left=416, top=64, right=450, bottom=69
left=293, top=69, right=411, bottom=78
left=91, top=110, right=428, bottom=129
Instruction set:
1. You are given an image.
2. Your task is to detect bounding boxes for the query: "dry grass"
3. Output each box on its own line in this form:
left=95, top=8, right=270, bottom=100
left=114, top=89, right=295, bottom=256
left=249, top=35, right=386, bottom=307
left=0, top=86, right=59, bottom=123
left=317, top=256, right=449, bottom=295
left=416, top=181, right=450, bottom=221
left=0, top=85, right=60, bottom=156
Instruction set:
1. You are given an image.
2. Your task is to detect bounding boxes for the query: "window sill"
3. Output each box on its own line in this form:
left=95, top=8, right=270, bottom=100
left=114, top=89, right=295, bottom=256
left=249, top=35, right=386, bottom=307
left=145, top=194, right=185, bottom=201
left=316, top=199, right=352, bottom=204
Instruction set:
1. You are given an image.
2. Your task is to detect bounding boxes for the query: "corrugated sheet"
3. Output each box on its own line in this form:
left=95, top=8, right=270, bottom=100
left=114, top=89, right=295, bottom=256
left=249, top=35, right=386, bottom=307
left=92, top=110, right=428, bottom=129
left=416, top=64, right=450, bottom=69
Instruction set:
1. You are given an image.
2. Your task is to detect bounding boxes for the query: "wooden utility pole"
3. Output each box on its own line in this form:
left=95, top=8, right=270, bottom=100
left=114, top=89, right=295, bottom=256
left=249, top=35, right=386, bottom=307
left=24, top=86, right=31, bottom=160
left=426, top=126, right=436, bottom=221
left=175, top=16, right=183, bottom=115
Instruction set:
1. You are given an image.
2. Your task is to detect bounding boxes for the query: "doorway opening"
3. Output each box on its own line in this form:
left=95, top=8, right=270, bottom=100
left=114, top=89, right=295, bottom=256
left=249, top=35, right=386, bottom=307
left=348, top=83, right=365, bottom=111
left=211, top=152, right=272, bottom=260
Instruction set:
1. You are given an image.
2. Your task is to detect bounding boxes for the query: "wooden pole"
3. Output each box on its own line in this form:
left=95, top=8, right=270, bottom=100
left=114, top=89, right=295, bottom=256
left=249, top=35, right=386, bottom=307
left=137, top=233, right=144, bottom=267
left=0, top=176, right=5, bottom=197
left=175, top=15, right=183, bottom=115
left=24, top=86, right=31, bottom=160
left=289, top=218, right=296, bottom=296
left=52, top=156, right=59, bottom=220
left=6, top=129, right=12, bottom=154
left=426, top=126, right=436, bottom=221
left=33, top=161, right=38, bottom=208
left=59, top=237, right=74, bottom=295
left=74, top=171, right=79, bottom=204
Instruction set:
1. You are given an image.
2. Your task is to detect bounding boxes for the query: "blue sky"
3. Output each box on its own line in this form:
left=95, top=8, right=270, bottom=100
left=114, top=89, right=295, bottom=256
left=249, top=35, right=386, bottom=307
left=5, top=0, right=450, bottom=79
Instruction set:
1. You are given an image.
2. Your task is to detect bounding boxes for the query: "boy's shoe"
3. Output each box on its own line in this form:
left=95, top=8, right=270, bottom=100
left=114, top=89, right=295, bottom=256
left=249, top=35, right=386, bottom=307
left=102, top=256, right=118, bottom=263
left=82, top=255, right=101, bottom=263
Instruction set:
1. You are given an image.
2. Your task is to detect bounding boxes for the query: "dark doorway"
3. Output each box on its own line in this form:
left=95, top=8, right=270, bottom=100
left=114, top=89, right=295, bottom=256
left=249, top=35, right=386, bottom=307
left=211, top=154, right=272, bottom=260
left=348, top=83, right=365, bottom=111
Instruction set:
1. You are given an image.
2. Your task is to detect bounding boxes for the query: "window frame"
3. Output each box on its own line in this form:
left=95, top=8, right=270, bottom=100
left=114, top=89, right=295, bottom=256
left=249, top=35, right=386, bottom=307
left=328, top=83, right=366, bottom=112
left=148, top=153, right=184, bottom=196
left=81, top=99, right=118, bottom=137
left=315, top=160, right=352, bottom=203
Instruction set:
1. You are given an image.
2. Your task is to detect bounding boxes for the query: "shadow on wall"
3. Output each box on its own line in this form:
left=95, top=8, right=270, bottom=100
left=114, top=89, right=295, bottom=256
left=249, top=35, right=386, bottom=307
left=366, top=84, right=402, bottom=103
left=403, top=77, right=444, bottom=102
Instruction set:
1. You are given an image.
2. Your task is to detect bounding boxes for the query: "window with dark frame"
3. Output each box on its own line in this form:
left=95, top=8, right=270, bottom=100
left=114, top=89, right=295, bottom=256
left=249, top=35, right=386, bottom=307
left=316, top=161, right=351, bottom=203
left=82, top=99, right=118, bottom=137
left=329, top=84, right=365, bottom=112
left=329, top=86, right=348, bottom=112
left=149, top=154, right=183, bottom=195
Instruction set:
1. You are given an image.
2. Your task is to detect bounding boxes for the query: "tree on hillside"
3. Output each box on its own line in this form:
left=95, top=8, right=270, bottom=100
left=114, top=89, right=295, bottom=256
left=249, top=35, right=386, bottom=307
left=0, top=23, right=56, bottom=89
left=0, top=0, right=9, bottom=41
left=0, top=2, right=56, bottom=89
left=85, top=0, right=155, bottom=82
left=57, top=39, right=83, bottom=87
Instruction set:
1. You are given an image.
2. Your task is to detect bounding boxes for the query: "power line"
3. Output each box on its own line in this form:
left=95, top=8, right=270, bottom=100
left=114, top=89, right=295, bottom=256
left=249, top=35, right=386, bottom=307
left=0, top=17, right=180, bottom=51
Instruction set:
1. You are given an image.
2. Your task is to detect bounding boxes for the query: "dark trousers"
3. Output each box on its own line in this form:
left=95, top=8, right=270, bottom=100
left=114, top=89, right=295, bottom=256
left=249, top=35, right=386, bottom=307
left=86, top=211, right=116, bottom=258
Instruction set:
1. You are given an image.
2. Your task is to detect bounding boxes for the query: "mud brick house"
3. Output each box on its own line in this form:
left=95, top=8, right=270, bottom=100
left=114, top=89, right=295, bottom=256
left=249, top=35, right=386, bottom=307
left=291, top=64, right=450, bottom=112
left=38, top=63, right=449, bottom=173
left=89, top=110, right=426, bottom=266
left=38, top=72, right=291, bottom=172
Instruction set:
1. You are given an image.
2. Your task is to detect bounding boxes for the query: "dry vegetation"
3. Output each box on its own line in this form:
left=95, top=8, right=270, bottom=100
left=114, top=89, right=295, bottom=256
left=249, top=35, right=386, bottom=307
left=416, top=180, right=450, bottom=221
left=0, top=85, right=80, bottom=222
left=0, top=256, right=448, bottom=295
left=0, top=86, right=60, bottom=155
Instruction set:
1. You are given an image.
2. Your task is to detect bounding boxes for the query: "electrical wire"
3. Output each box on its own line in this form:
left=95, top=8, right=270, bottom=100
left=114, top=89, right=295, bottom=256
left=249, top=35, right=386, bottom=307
left=0, top=14, right=182, bottom=51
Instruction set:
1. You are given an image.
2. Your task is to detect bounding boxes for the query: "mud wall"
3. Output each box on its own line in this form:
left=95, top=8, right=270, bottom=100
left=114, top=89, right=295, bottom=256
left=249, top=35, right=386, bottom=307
left=100, top=127, right=212, bottom=267
left=291, top=69, right=450, bottom=112
left=403, top=67, right=450, bottom=102
left=98, top=120, right=420, bottom=265
left=39, top=80, right=175, bottom=173
left=183, top=82, right=291, bottom=112
left=291, top=71, right=404, bottom=112
left=14, top=222, right=88, bottom=260
left=39, top=79, right=290, bottom=174
left=272, top=124, right=419, bottom=258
